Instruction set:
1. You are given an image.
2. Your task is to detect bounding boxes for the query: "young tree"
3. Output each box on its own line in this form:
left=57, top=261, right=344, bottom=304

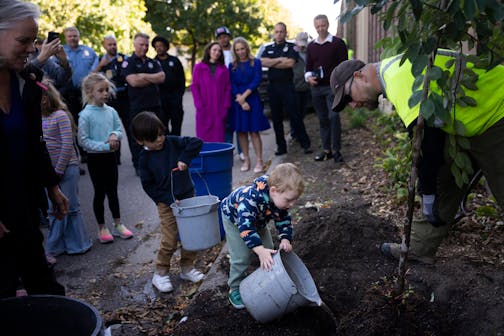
left=338, top=0, right=504, bottom=294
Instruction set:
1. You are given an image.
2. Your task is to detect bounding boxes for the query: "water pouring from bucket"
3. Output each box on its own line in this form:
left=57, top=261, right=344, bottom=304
left=239, top=250, right=322, bottom=323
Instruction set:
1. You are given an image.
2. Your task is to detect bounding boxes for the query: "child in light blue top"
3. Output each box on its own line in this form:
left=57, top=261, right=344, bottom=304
left=78, top=73, right=133, bottom=244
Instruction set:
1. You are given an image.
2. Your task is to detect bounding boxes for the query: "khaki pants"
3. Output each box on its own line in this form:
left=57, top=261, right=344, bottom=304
left=155, top=202, right=198, bottom=275
left=411, top=118, right=504, bottom=256
left=222, top=211, right=274, bottom=291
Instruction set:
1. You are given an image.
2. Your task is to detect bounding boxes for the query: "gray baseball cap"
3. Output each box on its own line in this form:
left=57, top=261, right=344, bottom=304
left=330, top=59, right=365, bottom=112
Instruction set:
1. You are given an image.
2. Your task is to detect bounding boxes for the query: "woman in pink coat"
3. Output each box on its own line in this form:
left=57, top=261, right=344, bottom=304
left=191, top=42, right=231, bottom=142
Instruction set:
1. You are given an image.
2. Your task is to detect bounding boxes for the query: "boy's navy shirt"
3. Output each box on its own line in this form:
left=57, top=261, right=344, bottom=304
left=138, top=135, right=203, bottom=205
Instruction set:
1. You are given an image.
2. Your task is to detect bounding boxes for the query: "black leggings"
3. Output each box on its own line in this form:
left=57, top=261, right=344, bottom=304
left=87, top=152, right=120, bottom=224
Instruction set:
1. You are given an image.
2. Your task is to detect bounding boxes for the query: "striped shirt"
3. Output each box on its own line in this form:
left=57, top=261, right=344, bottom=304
left=42, top=110, right=79, bottom=174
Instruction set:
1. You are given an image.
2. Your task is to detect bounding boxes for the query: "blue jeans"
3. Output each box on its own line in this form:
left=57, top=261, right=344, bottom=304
left=46, top=165, right=92, bottom=255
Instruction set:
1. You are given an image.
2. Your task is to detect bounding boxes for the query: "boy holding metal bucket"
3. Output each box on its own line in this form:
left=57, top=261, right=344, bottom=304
left=220, top=163, right=305, bottom=309
left=131, top=111, right=204, bottom=293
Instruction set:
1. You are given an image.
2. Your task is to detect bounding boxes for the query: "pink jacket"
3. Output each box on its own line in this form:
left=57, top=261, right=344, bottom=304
left=191, top=62, right=231, bottom=142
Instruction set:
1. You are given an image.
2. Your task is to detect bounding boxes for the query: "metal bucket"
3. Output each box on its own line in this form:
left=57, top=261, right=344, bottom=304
left=0, top=295, right=104, bottom=335
left=239, top=251, right=322, bottom=323
left=170, top=194, right=221, bottom=251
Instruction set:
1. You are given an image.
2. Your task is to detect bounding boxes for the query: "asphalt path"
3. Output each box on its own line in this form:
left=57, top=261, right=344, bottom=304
left=50, top=91, right=280, bottom=305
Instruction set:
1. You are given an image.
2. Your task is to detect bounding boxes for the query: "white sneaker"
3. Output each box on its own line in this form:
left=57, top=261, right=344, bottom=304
left=180, top=268, right=205, bottom=283
left=152, top=273, right=173, bottom=292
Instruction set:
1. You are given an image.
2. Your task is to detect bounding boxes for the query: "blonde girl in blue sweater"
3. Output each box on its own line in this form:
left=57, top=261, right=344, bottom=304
left=78, top=73, right=133, bottom=243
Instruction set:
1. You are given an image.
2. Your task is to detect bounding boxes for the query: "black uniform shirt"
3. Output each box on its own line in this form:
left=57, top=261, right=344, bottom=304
left=261, top=41, right=299, bottom=83
left=155, top=54, right=185, bottom=95
left=122, top=53, right=162, bottom=111
left=100, top=53, right=128, bottom=93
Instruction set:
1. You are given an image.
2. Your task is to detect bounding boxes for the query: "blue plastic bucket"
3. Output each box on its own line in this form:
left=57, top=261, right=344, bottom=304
left=190, top=142, right=234, bottom=239
left=0, top=295, right=104, bottom=335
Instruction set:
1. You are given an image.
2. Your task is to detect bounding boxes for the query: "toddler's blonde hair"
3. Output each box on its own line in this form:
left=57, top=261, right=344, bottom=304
left=268, top=163, right=305, bottom=194
left=81, top=72, right=116, bottom=106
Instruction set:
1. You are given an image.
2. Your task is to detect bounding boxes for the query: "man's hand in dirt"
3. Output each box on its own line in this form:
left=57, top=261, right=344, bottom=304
left=0, top=220, right=10, bottom=239
left=252, top=245, right=277, bottom=271
left=47, top=185, right=69, bottom=220
left=279, top=239, right=292, bottom=252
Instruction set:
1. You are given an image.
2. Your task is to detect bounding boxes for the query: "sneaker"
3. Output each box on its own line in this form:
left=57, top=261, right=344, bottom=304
left=152, top=273, right=173, bottom=293
left=239, top=152, right=246, bottom=162
left=380, top=242, right=435, bottom=264
left=180, top=268, right=205, bottom=283
left=228, top=289, right=245, bottom=309
left=99, top=228, right=114, bottom=244
left=113, top=224, right=133, bottom=239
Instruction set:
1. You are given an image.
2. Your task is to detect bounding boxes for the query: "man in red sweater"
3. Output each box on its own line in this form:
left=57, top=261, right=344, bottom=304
left=305, top=14, right=348, bottom=163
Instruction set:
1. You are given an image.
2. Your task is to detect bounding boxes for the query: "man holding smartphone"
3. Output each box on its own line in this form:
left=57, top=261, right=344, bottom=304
left=30, top=32, right=72, bottom=90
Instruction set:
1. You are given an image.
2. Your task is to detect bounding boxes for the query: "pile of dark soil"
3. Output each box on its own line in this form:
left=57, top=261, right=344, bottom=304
left=173, top=112, right=504, bottom=335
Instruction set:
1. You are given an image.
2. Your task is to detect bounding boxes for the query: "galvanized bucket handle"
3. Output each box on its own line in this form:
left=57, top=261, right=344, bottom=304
left=170, top=168, right=212, bottom=213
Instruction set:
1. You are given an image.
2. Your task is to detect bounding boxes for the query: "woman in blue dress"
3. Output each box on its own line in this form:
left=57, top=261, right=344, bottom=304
left=229, top=37, right=271, bottom=173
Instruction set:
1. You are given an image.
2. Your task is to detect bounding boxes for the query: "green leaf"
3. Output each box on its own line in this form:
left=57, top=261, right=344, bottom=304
left=448, top=141, right=457, bottom=158
left=412, top=54, right=428, bottom=76
left=426, top=66, right=442, bottom=80
left=339, top=9, right=355, bottom=24
left=454, top=152, right=464, bottom=168
left=384, top=1, right=400, bottom=30
left=457, top=137, right=471, bottom=150
left=408, top=90, right=424, bottom=108
left=412, top=74, right=425, bottom=91
left=420, top=98, right=435, bottom=120
left=461, top=79, right=478, bottom=90
left=456, top=97, right=468, bottom=107
left=451, top=163, right=463, bottom=187
left=475, top=205, right=498, bottom=217
left=448, top=134, right=456, bottom=147
left=461, top=152, right=474, bottom=174
left=445, top=58, right=455, bottom=68
left=454, top=120, right=466, bottom=135
left=460, top=95, right=477, bottom=106
left=421, top=37, right=437, bottom=54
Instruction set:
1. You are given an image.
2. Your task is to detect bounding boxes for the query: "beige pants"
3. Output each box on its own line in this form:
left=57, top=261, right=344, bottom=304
left=155, top=202, right=198, bottom=275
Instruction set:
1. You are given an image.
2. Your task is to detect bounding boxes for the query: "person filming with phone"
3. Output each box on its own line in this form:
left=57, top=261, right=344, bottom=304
left=30, top=31, right=72, bottom=90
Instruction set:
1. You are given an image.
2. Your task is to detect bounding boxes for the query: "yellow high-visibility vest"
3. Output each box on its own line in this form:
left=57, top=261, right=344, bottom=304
left=379, top=50, right=504, bottom=136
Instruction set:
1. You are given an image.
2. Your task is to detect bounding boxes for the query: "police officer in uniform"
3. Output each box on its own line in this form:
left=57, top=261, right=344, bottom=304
left=94, top=34, right=129, bottom=163
left=260, top=22, right=311, bottom=155
left=122, top=32, right=165, bottom=174
left=152, top=35, right=186, bottom=136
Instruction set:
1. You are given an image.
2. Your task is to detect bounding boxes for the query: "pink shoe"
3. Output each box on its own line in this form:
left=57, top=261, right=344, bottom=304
left=113, top=224, right=133, bottom=239
left=99, top=228, right=114, bottom=244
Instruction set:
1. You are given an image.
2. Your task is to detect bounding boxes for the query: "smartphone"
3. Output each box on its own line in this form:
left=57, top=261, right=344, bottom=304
left=47, top=31, right=59, bottom=43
